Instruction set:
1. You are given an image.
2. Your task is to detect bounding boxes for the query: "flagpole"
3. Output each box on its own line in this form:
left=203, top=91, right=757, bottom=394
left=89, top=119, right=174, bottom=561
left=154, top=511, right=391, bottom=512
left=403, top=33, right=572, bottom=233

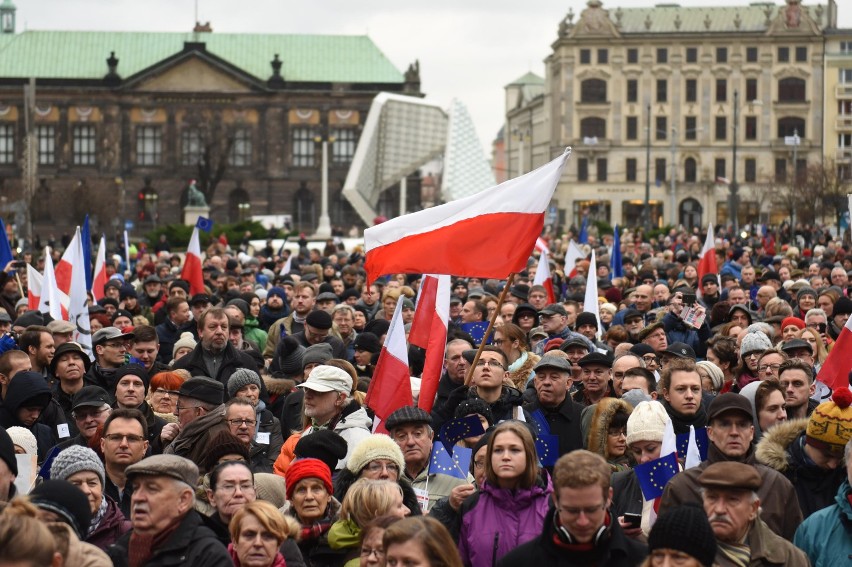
left=14, top=271, right=23, bottom=298
left=463, top=272, right=515, bottom=386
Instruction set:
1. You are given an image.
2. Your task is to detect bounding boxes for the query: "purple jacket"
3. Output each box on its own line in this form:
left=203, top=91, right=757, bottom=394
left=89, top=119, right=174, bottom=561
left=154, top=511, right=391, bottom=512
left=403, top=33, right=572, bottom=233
left=458, top=473, right=553, bottom=567
left=86, top=497, right=132, bottom=551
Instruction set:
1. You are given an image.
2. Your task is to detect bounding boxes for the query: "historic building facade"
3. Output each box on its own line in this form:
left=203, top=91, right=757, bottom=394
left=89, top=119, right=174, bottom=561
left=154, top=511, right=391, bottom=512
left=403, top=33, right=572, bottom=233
left=504, top=0, right=835, bottom=231
left=0, top=4, right=420, bottom=240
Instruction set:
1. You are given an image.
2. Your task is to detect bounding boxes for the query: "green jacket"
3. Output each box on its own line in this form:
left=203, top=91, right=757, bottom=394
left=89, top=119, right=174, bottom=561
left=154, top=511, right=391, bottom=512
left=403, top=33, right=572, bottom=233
left=243, top=316, right=268, bottom=353
left=328, top=518, right=361, bottom=567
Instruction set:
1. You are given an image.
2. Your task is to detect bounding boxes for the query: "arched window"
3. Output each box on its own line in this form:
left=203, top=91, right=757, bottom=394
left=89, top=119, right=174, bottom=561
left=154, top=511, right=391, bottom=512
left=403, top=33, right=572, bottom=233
left=679, top=198, right=703, bottom=231
left=229, top=188, right=251, bottom=223
left=580, top=117, right=606, bottom=139
left=778, top=77, right=806, bottom=102
left=580, top=79, right=607, bottom=103
left=777, top=116, right=806, bottom=138
left=684, top=157, right=697, bottom=183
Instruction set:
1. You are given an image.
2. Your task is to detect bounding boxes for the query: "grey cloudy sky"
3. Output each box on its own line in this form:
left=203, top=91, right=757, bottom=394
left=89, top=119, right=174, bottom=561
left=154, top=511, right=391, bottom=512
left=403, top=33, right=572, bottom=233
left=17, top=1, right=852, bottom=156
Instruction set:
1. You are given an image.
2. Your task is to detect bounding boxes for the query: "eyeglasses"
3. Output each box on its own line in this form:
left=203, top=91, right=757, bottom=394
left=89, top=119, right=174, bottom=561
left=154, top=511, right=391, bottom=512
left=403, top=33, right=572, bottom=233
left=175, top=405, right=199, bottom=413
left=103, top=434, right=146, bottom=444
left=642, top=355, right=659, bottom=363
left=227, top=418, right=257, bottom=427
left=744, top=352, right=761, bottom=359
left=473, top=460, right=486, bottom=470
left=493, top=339, right=505, bottom=346
left=360, top=548, right=384, bottom=558
left=758, top=364, right=782, bottom=373
left=475, top=359, right=506, bottom=371
left=153, top=388, right=179, bottom=397
left=217, top=482, right=256, bottom=495
left=72, top=407, right=110, bottom=420
left=607, top=429, right=627, bottom=438
left=364, top=462, right=400, bottom=475
left=104, top=342, right=127, bottom=350
left=557, top=503, right=606, bottom=518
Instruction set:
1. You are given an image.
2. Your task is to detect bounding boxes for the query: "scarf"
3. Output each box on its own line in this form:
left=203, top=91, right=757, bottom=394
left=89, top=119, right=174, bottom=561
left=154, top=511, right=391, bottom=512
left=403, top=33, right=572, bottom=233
left=300, top=518, right=334, bottom=542
left=662, top=400, right=707, bottom=436
left=88, top=496, right=109, bottom=537
left=550, top=511, right=611, bottom=557
left=716, top=541, right=751, bottom=567
left=128, top=516, right=182, bottom=567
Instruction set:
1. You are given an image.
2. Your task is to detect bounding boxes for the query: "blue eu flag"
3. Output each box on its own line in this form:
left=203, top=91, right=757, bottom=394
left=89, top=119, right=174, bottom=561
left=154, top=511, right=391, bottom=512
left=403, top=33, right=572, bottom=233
left=676, top=427, right=708, bottom=461
left=0, top=218, right=13, bottom=271
left=634, top=452, right=679, bottom=500
left=610, top=224, right=623, bottom=279
left=578, top=215, right=589, bottom=244
left=535, top=434, right=560, bottom=467
left=428, top=442, right=471, bottom=480
left=460, top=321, right=491, bottom=345
left=195, top=216, right=213, bottom=232
left=38, top=446, right=62, bottom=480
left=439, top=415, right=485, bottom=457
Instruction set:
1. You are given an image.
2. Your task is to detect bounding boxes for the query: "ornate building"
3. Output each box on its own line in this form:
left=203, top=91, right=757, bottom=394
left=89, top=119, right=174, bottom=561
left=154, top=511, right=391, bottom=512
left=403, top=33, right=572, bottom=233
left=0, top=4, right=420, bottom=240
left=504, top=0, right=835, bottom=231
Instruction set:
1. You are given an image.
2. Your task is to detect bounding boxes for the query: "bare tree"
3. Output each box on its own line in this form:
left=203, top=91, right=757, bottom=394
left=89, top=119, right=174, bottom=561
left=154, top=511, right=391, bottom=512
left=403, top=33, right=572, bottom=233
left=800, top=158, right=850, bottom=228
left=195, top=115, right=235, bottom=205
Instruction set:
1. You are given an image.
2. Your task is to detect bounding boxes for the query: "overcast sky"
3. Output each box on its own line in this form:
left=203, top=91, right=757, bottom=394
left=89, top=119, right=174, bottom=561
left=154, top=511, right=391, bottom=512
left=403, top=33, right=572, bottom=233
left=17, top=1, right=852, bottom=157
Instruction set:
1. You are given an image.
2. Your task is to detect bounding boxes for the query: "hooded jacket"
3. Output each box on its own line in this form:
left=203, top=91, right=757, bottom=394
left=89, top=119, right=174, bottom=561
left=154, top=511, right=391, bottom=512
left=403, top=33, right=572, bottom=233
left=458, top=472, right=553, bottom=567
left=586, top=398, right=632, bottom=471
left=298, top=400, right=372, bottom=471
left=794, top=480, right=852, bottom=566
left=0, top=373, right=55, bottom=461
left=755, top=418, right=847, bottom=519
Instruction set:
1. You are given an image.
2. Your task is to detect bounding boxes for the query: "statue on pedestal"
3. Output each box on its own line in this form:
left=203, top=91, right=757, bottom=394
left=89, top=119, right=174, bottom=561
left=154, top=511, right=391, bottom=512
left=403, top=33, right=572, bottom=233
left=186, top=179, right=207, bottom=207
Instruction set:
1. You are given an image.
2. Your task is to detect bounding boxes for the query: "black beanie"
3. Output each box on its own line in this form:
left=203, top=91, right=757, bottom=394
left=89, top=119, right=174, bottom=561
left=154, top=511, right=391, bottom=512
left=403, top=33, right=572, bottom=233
left=294, top=430, right=348, bottom=472
left=29, top=479, right=93, bottom=539
left=575, top=312, right=599, bottom=328
left=113, top=363, right=151, bottom=395
left=648, top=504, right=717, bottom=567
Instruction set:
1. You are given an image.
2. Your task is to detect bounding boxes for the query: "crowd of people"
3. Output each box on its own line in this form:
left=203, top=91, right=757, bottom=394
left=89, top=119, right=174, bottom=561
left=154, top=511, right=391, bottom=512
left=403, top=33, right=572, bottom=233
left=0, top=223, right=850, bottom=566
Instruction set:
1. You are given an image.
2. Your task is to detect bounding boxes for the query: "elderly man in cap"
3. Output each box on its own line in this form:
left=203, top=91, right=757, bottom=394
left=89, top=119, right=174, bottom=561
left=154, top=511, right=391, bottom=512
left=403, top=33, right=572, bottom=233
left=523, top=356, right=585, bottom=456
left=138, top=274, right=165, bottom=311
left=107, top=454, right=231, bottom=566
left=289, top=309, right=347, bottom=359
left=533, top=303, right=574, bottom=355
left=573, top=352, right=615, bottom=406
left=296, top=364, right=371, bottom=471
left=53, top=385, right=113, bottom=453
left=162, top=376, right=229, bottom=473
left=698, top=462, right=809, bottom=566
left=756, top=385, right=852, bottom=518
left=85, top=326, right=135, bottom=391
left=660, top=392, right=802, bottom=540
left=50, top=341, right=91, bottom=436
left=386, top=405, right=469, bottom=512
left=47, top=318, right=76, bottom=347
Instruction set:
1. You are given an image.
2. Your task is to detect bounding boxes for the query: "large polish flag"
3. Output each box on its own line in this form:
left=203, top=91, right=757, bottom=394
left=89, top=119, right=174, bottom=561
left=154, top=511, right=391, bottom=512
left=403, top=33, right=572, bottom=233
left=533, top=250, right=556, bottom=304
left=817, top=317, right=852, bottom=391
left=54, top=228, right=93, bottom=357
left=366, top=297, right=413, bottom=433
left=181, top=226, right=205, bottom=296
left=39, top=247, right=67, bottom=321
left=583, top=250, right=602, bottom=340
left=697, top=227, right=718, bottom=296
left=364, top=149, right=571, bottom=281
left=565, top=240, right=585, bottom=278
left=408, top=274, right=450, bottom=413
left=91, top=236, right=107, bottom=302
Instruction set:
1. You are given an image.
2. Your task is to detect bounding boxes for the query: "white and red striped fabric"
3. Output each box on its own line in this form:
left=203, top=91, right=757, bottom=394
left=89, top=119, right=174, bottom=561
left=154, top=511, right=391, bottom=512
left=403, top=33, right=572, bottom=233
left=364, top=150, right=570, bottom=281
left=817, top=317, right=852, bottom=391
left=697, top=228, right=718, bottom=296
left=408, top=274, right=450, bottom=412
left=365, top=297, right=413, bottom=433
left=54, top=228, right=92, bottom=357
left=39, top=247, right=67, bottom=321
left=181, top=226, right=205, bottom=296
left=91, top=235, right=107, bottom=302
left=534, top=237, right=550, bottom=255
left=533, top=250, right=556, bottom=304
left=583, top=250, right=602, bottom=340
left=565, top=240, right=585, bottom=278
left=27, top=263, right=42, bottom=311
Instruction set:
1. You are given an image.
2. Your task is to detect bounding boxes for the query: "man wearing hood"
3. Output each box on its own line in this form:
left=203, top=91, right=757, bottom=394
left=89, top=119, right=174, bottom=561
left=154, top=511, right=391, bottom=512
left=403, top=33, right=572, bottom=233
left=0, top=370, right=55, bottom=461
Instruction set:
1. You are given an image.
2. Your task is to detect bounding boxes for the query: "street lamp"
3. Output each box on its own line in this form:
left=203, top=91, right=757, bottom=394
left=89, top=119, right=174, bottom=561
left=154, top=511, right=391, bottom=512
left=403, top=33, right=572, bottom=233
left=730, top=89, right=740, bottom=233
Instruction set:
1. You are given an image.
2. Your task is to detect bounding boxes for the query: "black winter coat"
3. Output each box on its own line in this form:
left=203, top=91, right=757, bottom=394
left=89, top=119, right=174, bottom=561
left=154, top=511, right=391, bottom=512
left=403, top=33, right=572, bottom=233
left=0, top=373, right=56, bottom=461
left=523, top=396, right=585, bottom=459
left=171, top=343, right=262, bottom=403
left=610, top=469, right=642, bottom=519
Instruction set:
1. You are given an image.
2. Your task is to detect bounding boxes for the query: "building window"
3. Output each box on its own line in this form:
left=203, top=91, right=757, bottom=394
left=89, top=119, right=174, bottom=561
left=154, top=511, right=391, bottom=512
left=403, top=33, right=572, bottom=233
left=657, top=48, right=668, bottom=63
left=841, top=69, right=852, bottom=84
left=841, top=42, right=852, bottom=54
left=778, top=77, right=806, bottom=102
left=0, top=124, right=13, bottom=164
left=597, top=158, right=608, bottom=181
left=291, top=128, right=316, bottom=167
left=686, top=47, right=698, bottom=63
left=656, top=116, right=667, bottom=140
left=598, top=49, right=608, bottom=64
left=684, top=157, right=697, bottom=182
left=72, top=125, right=96, bottom=166
left=685, top=79, right=697, bottom=103
left=746, top=78, right=758, bottom=101
left=716, top=47, right=728, bottom=63
left=580, top=49, right=591, bottom=64
left=578, top=158, right=588, bottom=181
left=795, top=46, right=807, bottom=62
left=626, top=79, right=638, bottom=103
left=626, top=158, right=637, bottom=181
left=746, top=47, right=758, bottom=62
left=745, top=116, right=758, bottom=140
left=36, top=125, right=55, bottom=165
left=581, top=79, right=607, bottom=103
left=655, top=158, right=666, bottom=182
left=777, top=117, right=805, bottom=138
left=626, top=116, right=638, bottom=140
left=627, top=48, right=638, bottom=64
left=229, top=127, right=252, bottom=167
left=656, top=79, right=667, bottom=103
left=580, top=117, right=606, bottom=139
left=715, top=158, right=726, bottom=180
left=716, top=79, right=727, bottom=102
left=775, top=158, right=787, bottom=182
left=331, top=128, right=357, bottom=163
left=180, top=127, right=204, bottom=167
left=745, top=158, right=757, bottom=182
left=778, top=47, right=789, bottom=62
left=685, top=116, right=697, bottom=140
left=715, top=116, right=727, bottom=141
left=136, top=126, right=162, bottom=166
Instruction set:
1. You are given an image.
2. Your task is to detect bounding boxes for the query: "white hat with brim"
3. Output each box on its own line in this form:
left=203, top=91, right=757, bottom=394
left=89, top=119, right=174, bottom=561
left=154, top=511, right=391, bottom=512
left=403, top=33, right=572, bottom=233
left=297, top=365, right=352, bottom=394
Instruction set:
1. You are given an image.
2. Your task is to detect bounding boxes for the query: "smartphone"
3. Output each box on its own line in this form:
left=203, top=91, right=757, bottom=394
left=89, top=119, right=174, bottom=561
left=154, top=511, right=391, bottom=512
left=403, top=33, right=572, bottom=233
left=11, top=261, right=25, bottom=268
left=681, top=292, right=696, bottom=306
left=623, top=513, right=641, bottom=528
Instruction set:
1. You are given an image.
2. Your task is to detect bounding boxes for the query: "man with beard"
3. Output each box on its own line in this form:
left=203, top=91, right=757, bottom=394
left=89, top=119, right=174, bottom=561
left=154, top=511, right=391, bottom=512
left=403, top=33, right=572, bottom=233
left=259, top=286, right=289, bottom=331
left=19, top=326, right=55, bottom=380
left=137, top=274, right=165, bottom=310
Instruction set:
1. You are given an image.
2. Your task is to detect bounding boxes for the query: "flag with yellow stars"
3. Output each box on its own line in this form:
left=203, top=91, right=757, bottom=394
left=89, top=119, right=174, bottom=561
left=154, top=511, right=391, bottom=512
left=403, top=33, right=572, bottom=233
left=634, top=451, right=679, bottom=500
left=428, top=441, right=471, bottom=480
left=439, top=415, right=486, bottom=456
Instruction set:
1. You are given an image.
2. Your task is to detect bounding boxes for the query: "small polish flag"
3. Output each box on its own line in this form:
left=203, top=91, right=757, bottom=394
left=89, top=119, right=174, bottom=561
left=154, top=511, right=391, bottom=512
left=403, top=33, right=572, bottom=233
left=534, top=237, right=550, bottom=255
left=91, top=235, right=107, bottom=302
left=533, top=250, right=556, bottom=304
left=565, top=240, right=585, bottom=279
left=409, top=274, right=450, bottom=412
left=181, top=227, right=205, bottom=296
left=816, top=317, right=852, bottom=392
left=697, top=227, right=718, bottom=297
left=582, top=250, right=602, bottom=340
left=27, top=264, right=42, bottom=311
left=366, top=297, right=413, bottom=434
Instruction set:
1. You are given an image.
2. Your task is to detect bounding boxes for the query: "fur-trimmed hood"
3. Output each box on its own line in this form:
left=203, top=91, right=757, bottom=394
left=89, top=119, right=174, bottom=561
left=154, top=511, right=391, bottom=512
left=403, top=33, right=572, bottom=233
left=755, top=418, right=808, bottom=473
left=587, top=398, right=633, bottom=459
left=264, top=375, right=295, bottom=396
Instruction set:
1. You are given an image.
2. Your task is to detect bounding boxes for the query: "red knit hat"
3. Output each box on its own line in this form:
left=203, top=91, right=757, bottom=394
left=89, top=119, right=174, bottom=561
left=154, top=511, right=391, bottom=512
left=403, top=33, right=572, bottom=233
left=781, top=317, right=805, bottom=331
left=285, top=458, right=333, bottom=500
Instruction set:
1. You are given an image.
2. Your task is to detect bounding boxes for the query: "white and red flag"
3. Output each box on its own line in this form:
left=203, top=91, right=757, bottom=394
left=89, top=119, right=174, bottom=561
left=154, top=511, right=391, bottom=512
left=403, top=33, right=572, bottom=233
left=39, top=247, right=67, bottom=321
left=817, top=318, right=852, bottom=391
left=54, top=228, right=92, bottom=357
left=697, top=227, right=718, bottom=296
left=565, top=239, right=585, bottom=278
left=533, top=250, right=556, bottom=304
left=26, top=264, right=42, bottom=311
left=534, top=237, right=550, bottom=255
left=408, top=274, right=450, bottom=413
left=583, top=250, right=602, bottom=340
left=365, top=297, right=412, bottom=433
left=181, top=226, right=205, bottom=296
left=364, top=150, right=570, bottom=281
left=91, top=235, right=107, bottom=302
